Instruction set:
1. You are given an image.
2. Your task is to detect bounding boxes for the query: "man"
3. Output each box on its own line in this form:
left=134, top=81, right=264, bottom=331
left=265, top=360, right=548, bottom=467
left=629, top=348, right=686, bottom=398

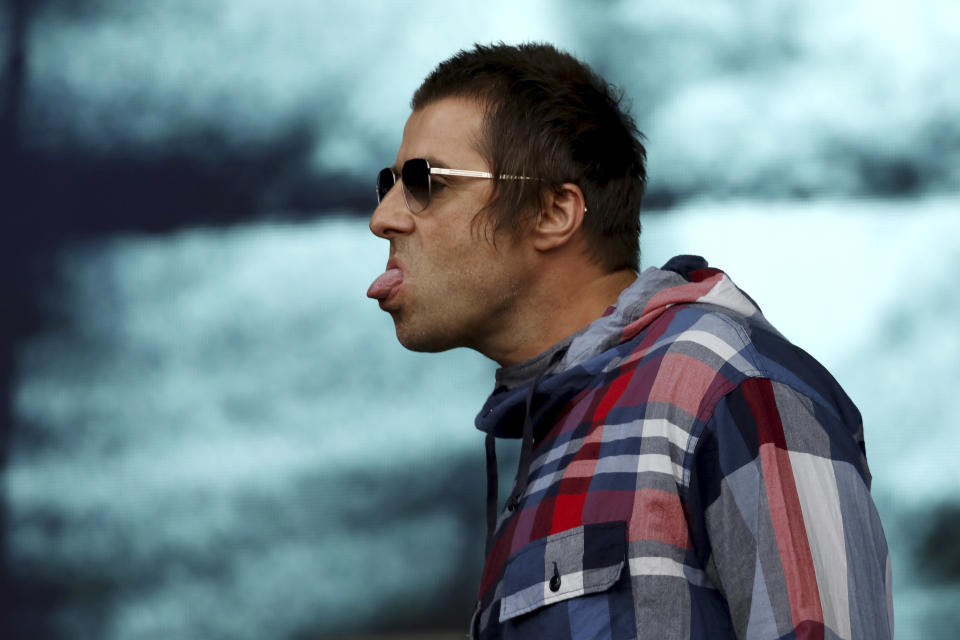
left=367, top=43, right=892, bottom=639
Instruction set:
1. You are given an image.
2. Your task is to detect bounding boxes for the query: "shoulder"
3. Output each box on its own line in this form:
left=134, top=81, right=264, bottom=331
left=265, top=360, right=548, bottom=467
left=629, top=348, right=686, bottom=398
left=628, top=303, right=766, bottom=372
left=614, top=300, right=863, bottom=458
left=613, top=303, right=770, bottom=414
left=628, top=301, right=848, bottom=413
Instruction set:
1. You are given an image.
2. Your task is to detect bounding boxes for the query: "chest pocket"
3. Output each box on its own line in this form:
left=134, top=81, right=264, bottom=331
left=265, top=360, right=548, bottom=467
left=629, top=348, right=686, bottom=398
left=499, top=521, right=627, bottom=625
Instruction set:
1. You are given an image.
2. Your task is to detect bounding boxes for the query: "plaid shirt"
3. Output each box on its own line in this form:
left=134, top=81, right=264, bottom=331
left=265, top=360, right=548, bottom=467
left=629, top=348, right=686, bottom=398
left=471, top=256, right=892, bottom=639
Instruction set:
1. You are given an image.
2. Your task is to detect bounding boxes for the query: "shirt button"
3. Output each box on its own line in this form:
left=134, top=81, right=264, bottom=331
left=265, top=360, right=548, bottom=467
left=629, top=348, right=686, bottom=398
left=549, top=562, right=561, bottom=592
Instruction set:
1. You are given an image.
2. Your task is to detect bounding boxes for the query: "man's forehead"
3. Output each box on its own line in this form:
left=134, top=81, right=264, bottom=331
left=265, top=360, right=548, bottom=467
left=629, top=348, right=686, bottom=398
left=394, top=96, right=487, bottom=168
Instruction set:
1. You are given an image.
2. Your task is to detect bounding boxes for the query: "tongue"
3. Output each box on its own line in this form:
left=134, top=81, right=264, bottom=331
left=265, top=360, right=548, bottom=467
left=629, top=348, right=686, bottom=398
left=366, top=268, right=404, bottom=300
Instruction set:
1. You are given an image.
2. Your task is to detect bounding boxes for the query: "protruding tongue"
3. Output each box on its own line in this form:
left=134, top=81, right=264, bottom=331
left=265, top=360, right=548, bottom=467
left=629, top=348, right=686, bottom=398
left=366, top=268, right=404, bottom=300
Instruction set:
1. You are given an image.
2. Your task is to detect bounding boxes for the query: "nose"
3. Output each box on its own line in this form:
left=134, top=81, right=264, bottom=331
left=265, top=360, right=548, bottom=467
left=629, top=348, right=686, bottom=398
left=370, top=181, right=414, bottom=239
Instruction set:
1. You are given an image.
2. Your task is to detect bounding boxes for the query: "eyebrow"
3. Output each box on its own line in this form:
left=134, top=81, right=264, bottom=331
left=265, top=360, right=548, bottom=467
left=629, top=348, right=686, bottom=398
left=391, top=156, right=451, bottom=173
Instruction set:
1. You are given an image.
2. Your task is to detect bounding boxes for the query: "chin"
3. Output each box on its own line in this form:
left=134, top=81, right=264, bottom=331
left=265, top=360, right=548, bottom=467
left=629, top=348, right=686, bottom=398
left=394, top=320, right=460, bottom=354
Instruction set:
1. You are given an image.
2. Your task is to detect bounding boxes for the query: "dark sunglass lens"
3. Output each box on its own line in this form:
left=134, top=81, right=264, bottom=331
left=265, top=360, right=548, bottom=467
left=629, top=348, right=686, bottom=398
left=376, top=168, right=396, bottom=203
left=401, top=158, right=430, bottom=212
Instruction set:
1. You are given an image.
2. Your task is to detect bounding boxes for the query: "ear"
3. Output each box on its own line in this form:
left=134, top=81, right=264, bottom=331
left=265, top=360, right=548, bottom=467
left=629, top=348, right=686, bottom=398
left=531, top=183, right=587, bottom=252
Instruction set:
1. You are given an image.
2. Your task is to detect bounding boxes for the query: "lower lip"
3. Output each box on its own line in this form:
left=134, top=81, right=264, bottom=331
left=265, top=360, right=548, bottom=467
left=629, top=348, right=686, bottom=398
left=378, top=283, right=403, bottom=310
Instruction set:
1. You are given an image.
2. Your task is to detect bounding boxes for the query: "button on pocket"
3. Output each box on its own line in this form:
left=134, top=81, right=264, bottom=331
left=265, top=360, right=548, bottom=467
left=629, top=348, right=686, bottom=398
left=549, top=562, right=561, bottom=592
left=498, top=520, right=627, bottom=622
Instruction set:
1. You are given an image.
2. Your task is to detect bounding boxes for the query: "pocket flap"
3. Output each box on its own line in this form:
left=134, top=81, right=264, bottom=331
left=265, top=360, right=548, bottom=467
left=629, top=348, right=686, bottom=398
left=499, top=521, right=626, bottom=622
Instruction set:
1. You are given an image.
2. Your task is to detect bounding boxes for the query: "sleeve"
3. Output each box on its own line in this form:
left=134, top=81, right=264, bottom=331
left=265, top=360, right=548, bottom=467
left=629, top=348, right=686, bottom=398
left=687, top=376, right=894, bottom=639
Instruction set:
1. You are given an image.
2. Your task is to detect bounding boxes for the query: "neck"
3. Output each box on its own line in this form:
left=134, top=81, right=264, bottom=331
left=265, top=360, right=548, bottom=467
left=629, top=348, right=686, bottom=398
left=483, top=265, right=637, bottom=368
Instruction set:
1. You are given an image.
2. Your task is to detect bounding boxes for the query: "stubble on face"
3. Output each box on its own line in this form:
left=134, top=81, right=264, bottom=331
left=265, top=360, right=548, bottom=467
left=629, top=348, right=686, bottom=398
left=387, top=201, right=529, bottom=352
left=383, top=97, right=532, bottom=357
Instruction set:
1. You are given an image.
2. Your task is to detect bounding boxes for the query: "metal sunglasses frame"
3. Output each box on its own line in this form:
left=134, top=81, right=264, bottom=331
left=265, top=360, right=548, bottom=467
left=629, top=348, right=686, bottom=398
left=377, top=158, right=534, bottom=214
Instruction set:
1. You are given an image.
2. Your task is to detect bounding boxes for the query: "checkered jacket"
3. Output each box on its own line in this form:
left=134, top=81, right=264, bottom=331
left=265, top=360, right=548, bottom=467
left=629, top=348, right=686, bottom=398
left=471, top=256, right=892, bottom=639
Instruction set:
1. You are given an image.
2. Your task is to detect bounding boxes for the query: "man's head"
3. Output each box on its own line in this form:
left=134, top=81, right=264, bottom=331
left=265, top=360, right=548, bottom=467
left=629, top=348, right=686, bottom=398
left=368, top=43, right=646, bottom=364
left=411, top=42, right=647, bottom=272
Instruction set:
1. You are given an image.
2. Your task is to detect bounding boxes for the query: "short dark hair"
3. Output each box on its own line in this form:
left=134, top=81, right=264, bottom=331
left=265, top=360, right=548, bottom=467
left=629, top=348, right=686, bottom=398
left=412, top=42, right=647, bottom=272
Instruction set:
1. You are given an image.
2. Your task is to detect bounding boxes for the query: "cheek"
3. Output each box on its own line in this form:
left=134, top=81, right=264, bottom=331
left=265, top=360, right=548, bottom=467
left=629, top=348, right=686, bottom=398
left=410, top=250, right=489, bottom=323
left=421, top=229, right=483, bottom=285
left=412, top=216, right=519, bottom=312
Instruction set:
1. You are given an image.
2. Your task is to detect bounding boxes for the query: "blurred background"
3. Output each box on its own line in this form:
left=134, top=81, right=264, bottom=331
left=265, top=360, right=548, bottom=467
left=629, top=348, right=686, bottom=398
left=2, top=0, right=958, bottom=638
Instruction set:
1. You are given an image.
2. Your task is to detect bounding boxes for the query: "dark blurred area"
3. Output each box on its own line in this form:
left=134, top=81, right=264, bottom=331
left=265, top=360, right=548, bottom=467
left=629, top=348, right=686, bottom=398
left=1, top=1, right=361, bottom=634
left=916, top=504, right=960, bottom=585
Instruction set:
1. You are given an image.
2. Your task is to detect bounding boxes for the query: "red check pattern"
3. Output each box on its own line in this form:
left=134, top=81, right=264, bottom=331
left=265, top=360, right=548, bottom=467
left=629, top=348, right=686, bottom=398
left=470, top=260, right=892, bottom=639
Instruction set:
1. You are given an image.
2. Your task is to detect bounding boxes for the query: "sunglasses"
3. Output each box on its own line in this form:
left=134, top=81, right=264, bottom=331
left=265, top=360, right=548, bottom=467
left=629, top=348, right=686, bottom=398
left=376, top=158, right=533, bottom=214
